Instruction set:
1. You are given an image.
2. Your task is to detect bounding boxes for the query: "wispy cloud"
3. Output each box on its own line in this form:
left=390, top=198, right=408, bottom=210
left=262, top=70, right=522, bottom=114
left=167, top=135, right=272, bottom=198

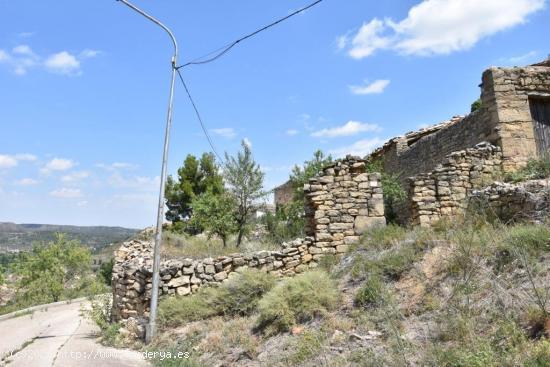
left=501, top=50, right=539, bottom=64
left=95, top=162, right=138, bottom=171
left=42, top=158, right=75, bottom=173
left=210, top=128, right=237, bottom=139
left=338, top=0, right=545, bottom=58
left=0, top=153, right=37, bottom=169
left=349, top=79, right=390, bottom=95
left=50, top=188, right=83, bottom=198
left=16, top=178, right=39, bottom=186
left=311, top=121, right=381, bottom=138
left=0, top=45, right=100, bottom=76
left=243, top=137, right=252, bottom=148
left=329, top=138, right=385, bottom=158
left=61, top=171, right=90, bottom=182
left=286, top=129, right=299, bottom=136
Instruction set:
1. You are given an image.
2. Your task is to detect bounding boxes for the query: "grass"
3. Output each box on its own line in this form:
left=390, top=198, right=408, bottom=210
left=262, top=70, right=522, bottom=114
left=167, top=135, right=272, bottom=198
left=255, top=270, right=339, bottom=335
left=161, top=230, right=279, bottom=259
left=504, top=156, right=550, bottom=183
left=159, top=269, right=276, bottom=327
left=149, top=219, right=550, bottom=366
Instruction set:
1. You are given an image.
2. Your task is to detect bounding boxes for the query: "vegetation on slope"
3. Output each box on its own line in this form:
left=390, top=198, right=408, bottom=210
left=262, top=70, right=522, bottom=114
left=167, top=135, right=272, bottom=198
left=147, top=215, right=549, bottom=366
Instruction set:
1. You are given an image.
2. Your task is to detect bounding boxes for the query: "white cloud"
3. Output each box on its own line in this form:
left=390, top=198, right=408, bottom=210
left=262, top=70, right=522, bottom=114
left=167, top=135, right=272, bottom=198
left=349, top=79, right=390, bottom=95
left=77, top=200, right=88, bottom=207
left=43, top=158, right=75, bottom=172
left=0, top=153, right=37, bottom=168
left=0, top=50, right=9, bottom=62
left=502, top=50, right=539, bottom=64
left=286, top=129, right=299, bottom=136
left=243, top=137, right=252, bottom=148
left=108, top=173, right=159, bottom=192
left=329, top=138, right=385, bottom=158
left=14, top=153, right=37, bottom=161
left=80, top=49, right=101, bottom=59
left=44, top=51, right=80, bottom=75
left=0, top=45, right=98, bottom=76
left=16, top=178, right=39, bottom=186
left=348, top=18, right=392, bottom=59
left=95, top=162, right=138, bottom=171
left=50, top=188, right=83, bottom=198
left=311, top=121, right=381, bottom=138
left=0, top=155, right=19, bottom=168
left=61, top=171, right=90, bottom=182
left=340, top=0, right=545, bottom=58
left=210, top=128, right=237, bottom=139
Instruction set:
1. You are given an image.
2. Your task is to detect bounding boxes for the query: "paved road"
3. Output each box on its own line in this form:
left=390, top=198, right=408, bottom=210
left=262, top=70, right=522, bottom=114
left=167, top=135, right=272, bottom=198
left=0, top=300, right=149, bottom=367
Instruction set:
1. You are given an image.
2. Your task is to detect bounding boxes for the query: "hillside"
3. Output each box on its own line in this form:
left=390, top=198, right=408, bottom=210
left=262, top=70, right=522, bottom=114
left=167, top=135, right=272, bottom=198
left=0, top=222, right=139, bottom=253
left=144, top=219, right=550, bottom=366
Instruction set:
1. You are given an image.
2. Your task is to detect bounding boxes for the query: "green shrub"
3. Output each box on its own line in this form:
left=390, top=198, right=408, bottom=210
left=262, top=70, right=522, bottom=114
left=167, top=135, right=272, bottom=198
left=99, top=258, right=114, bottom=286
left=433, top=342, right=498, bottom=367
left=86, top=294, right=122, bottom=347
left=471, top=99, right=482, bottom=112
left=159, top=269, right=276, bottom=327
left=524, top=339, right=550, bottom=367
left=360, top=224, right=408, bottom=250
left=255, top=271, right=338, bottom=335
left=288, top=330, right=326, bottom=365
left=505, top=157, right=550, bottom=183
left=355, top=275, right=386, bottom=308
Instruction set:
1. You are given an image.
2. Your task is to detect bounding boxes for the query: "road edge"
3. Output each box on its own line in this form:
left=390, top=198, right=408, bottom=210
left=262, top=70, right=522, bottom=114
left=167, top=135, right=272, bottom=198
left=0, top=297, right=88, bottom=322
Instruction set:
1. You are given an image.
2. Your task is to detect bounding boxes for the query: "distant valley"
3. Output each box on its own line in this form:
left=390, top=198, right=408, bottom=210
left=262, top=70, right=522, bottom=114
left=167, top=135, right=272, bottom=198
left=0, top=222, right=139, bottom=253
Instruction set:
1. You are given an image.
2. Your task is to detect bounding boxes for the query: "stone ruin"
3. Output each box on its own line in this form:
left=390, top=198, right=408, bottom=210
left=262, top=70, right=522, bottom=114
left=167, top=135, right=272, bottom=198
left=111, top=155, right=386, bottom=339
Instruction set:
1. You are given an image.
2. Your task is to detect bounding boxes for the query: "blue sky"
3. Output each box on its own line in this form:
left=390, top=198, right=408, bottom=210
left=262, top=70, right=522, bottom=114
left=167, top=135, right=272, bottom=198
left=0, top=0, right=549, bottom=228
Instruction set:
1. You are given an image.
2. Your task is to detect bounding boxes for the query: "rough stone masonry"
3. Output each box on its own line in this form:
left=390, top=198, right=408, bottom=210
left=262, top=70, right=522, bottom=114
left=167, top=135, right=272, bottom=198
left=111, top=155, right=386, bottom=339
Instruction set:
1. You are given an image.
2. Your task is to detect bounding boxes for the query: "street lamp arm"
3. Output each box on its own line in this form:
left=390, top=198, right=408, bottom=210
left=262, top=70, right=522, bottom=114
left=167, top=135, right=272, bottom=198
left=116, top=0, right=178, bottom=62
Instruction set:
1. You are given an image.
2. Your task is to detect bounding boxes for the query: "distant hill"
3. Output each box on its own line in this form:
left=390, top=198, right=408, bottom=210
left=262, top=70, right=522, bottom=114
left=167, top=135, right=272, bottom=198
left=0, top=222, right=139, bottom=253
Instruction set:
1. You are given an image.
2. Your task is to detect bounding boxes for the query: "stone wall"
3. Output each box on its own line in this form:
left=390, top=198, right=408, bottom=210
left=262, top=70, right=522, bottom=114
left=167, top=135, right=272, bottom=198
left=304, top=156, right=386, bottom=247
left=111, top=156, right=385, bottom=339
left=487, top=65, right=550, bottom=170
left=274, top=180, right=294, bottom=209
left=469, top=179, right=550, bottom=223
left=407, top=143, right=503, bottom=227
left=370, top=63, right=550, bottom=184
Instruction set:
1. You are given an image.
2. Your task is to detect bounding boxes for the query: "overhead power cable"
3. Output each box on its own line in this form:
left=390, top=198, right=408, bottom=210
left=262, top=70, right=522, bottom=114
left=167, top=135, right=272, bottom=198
left=176, top=68, right=225, bottom=163
left=176, top=0, right=324, bottom=69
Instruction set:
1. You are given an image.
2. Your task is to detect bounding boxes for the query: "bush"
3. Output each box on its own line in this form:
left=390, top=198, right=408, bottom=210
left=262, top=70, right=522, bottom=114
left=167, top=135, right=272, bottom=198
left=360, top=224, right=408, bottom=250
left=525, top=339, right=550, bottom=367
left=355, top=275, right=386, bottom=308
left=159, top=269, right=276, bottom=327
left=99, top=258, right=114, bottom=286
left=255, top=271, right=338, bottom=335
left=86, top=294, right=122, bottom=347
left=471, top=99, right=482, bottom=112
left=505, top=157, right=550, bottom=183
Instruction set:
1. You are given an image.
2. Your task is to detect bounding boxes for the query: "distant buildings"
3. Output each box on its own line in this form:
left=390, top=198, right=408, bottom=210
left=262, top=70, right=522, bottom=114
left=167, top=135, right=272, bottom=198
left=273, top=180, right=293, bottom=209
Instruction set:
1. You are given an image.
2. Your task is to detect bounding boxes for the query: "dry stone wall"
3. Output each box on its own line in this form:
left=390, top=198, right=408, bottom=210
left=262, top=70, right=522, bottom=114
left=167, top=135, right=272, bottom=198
left=111, top=156, right=385, bottom=339
left=304, top=156, right=386, bottom=248
left=469, top=179, right=550, bottom=223
left=407, top=142, right=503, bottom=227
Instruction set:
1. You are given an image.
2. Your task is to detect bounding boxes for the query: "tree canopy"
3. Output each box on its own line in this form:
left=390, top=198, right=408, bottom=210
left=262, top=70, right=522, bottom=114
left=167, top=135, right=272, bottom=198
left=165, top=153, right=224, bottom=222
left=224, top=140, right=265, bottom=246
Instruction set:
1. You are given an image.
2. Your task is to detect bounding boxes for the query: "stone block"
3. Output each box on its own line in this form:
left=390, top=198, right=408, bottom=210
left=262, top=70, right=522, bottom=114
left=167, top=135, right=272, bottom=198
left=354, top=216, right=386, bottom=234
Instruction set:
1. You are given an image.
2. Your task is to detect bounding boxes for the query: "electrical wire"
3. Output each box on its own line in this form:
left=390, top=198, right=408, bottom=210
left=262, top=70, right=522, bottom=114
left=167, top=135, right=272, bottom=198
left=176, top=68, right=225, bottom=163
left=176, top=0, right=324, bottom=69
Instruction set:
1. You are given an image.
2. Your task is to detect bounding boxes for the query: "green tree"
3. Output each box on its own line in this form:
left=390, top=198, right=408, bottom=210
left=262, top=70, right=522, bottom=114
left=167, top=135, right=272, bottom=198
left=99, top=258, right=114, bottom=286
left=13, top=233, right=91, bottom=303
left=0, top=265, right=5, bottom=285
left=191, top=192, right=238, bottom=247
left=165, top=153, right=224, bottom=224
left=289, top=150, right=333, bottom=203
left=224, top=140, right=265, bottom=246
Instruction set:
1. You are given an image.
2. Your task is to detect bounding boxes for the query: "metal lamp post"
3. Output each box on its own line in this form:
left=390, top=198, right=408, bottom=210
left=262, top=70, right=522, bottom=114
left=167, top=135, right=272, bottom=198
left=116, top=0, right=178, bottom=343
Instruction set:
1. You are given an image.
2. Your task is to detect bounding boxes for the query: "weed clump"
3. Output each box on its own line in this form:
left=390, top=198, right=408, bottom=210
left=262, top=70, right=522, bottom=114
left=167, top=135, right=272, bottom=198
left=255, top=270, right=338, bottom=335
left=159, top=269, right=276, bottom=327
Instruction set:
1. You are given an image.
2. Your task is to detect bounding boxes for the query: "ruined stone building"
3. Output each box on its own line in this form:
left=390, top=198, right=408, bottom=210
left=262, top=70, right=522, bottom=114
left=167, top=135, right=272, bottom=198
left=369, top=60, right=550, bottom=226
left=274, top=180, right=294, bottom=209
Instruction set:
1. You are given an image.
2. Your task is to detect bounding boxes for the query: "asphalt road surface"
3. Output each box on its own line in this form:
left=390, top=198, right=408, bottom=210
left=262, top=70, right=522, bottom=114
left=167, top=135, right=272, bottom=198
left=0, top=300, right=149, bottom=367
